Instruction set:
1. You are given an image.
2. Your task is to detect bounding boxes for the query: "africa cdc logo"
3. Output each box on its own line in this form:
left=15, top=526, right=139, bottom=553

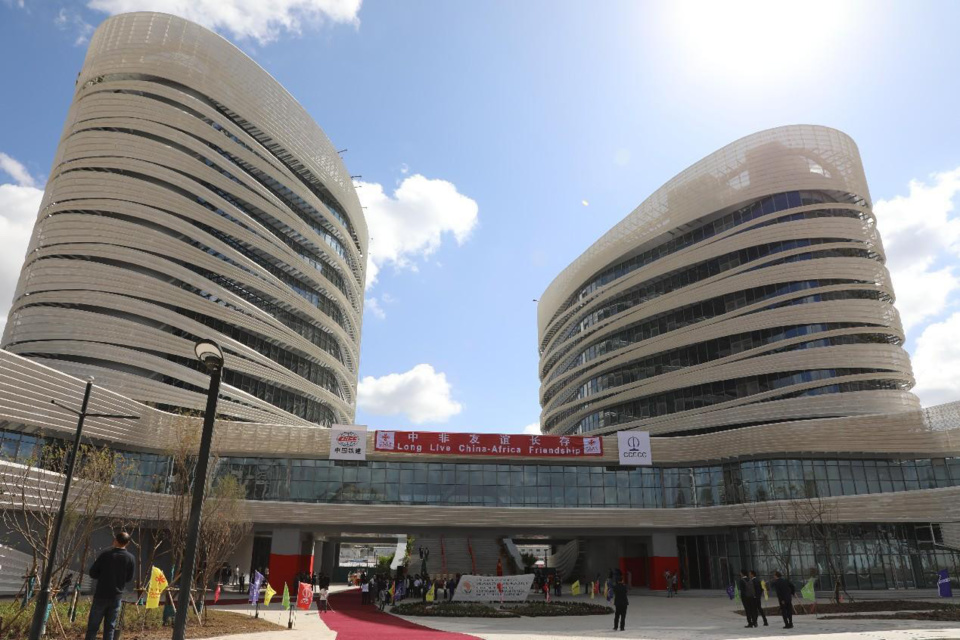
left=617, top=431, right=651, bottom=466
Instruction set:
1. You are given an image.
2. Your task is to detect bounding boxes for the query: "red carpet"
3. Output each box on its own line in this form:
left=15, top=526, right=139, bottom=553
left=321, top=588, right=480, bottom=640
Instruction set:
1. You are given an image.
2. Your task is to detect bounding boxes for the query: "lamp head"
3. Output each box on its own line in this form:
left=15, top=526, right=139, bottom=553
left=194, top=339, right=224, bottom=372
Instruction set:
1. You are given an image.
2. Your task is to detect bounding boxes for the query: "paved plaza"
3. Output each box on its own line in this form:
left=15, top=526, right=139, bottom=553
left=211, top=589, right=960, bottom=640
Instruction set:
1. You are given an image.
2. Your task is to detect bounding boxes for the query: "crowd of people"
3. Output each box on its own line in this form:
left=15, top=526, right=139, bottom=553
left=350, top=569, right=462, bottom=609
left=738, top=569, right=796, bottom=629
left=75, top=531, right=803, bottom=640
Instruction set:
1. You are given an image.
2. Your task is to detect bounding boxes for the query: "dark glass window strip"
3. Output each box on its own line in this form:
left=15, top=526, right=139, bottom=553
left=555, top=327, right=891, bottom=410
left=546, top=276, right=882, bottom=387
left=553, top=370, right=903, bottom=434
left=553, top=191, right=861, bottom=322
left=93, top=75, right=361, bottom=253
left=557, top=208, right=868, bottom=347
left=1, top=426, right=957, bottom=510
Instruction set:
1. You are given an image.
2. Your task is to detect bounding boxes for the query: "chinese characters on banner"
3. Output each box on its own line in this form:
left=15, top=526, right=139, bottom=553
left=374, top=431, right=603, bottom=458
left=329, top=425, right=367, bottom=461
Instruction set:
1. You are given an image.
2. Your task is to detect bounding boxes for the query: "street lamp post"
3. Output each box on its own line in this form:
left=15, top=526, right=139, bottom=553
left=27, top=378, right=140, bottom=640
left=172, top=340, right=224, bottom=640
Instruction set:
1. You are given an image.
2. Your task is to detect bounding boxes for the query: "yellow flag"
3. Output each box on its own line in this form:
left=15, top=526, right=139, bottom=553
left=264, top=583, right=277, bottom=606
left=571, top=580, right=581, bottom=596
left=603, top=582, right=608, bottom=599
left=761, top=579, right=769, bottom=601
left=426, top=584, right=435, bottom=602
left=145, top=566, right=168, bottom=609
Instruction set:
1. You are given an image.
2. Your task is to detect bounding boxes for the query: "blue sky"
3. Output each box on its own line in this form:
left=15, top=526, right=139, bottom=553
left=2, top=0, right=960, bottom=433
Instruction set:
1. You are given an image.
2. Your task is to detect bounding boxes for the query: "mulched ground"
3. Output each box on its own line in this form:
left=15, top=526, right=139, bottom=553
left=0, top=604, right=281, bottom=640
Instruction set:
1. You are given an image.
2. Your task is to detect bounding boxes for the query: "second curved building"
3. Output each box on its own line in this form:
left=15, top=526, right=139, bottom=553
left=1, top=13, right=366, bottom=426
left=538, top=125, right=919, bottom=437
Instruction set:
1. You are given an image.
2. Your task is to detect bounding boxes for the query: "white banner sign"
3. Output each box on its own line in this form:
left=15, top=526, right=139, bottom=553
left=452, top=574, right=535, bottom=602
left=329, top=425, right=367, bottom=461
left=617, top=431, right=652, bottom=466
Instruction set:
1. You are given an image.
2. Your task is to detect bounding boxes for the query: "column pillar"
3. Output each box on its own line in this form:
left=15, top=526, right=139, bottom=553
left=648, top=532, right=679, bottom=591
left=267, top=529, right=312, bottom=590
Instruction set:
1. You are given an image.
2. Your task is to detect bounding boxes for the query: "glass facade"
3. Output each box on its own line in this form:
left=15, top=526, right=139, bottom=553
left=2, top=427, right=956, bottom=509
left=538, top=176, right=913, bottom=437
left=679, top=524, right=960, bottom=590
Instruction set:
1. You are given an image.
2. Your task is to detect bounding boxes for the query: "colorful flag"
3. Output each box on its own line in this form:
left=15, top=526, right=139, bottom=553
left=249, top=570, right=264, bottom=604
left=589, top=581, right=595, bottom=599
left=296, top=581, right=313, bottom=610
left=734, top=582, right=741, bottom=603
left=426, top=584, right=435, bottom=602
left=726, top=584, right=735, bottom=600
left=800, top=577, right=816, bottom=601
left=281, top=584, right=290, bottom=609
left=761, top=579, right=769, bottom=601
left=145, top=567, right=169, bottom=609
left=264, top=583, right=277, bottom=606
left=214, top=584, right=221, bottom=604
left=603, top=581, right=609, bottom=600
left=571, top=580, right=581, bottom=596
left=939, top=569, right=953, bottom=598
left=388, top=581, right=396, bottom=599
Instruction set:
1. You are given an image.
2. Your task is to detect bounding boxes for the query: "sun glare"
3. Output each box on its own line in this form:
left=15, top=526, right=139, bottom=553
left=660, top=0, right=855, bottom=85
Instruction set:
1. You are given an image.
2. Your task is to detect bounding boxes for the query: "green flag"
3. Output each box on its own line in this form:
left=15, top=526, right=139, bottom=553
left=800, top=577, right=816, bottom=601
left=734, top=582, right=741, bottom=603
left=281, top=583, right=290, bottom=609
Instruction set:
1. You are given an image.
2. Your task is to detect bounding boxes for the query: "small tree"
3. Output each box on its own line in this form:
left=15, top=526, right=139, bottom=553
left=0, top=441, right=126, bottom=636
left=151, top=416, right=251, bottom=624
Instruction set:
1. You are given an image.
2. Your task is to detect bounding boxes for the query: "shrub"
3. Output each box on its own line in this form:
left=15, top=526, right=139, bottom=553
left=509, top=601, right=611, bottom=617
left=391, top=602, right=518, bottom=618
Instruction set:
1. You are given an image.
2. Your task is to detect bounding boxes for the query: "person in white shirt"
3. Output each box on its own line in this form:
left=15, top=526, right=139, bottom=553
left=361, top=579, right=370, bottom=605
left=317, top=587, right=329, bottom=612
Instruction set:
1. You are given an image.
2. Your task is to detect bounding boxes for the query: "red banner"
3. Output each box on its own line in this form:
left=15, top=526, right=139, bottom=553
left=374, top=431, right=603, bottom=458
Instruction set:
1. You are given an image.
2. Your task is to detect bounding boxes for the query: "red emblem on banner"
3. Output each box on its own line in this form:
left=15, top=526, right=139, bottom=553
left=297, top=582, right=313, bottom=610
left=374, top=431, right=603, bottom=458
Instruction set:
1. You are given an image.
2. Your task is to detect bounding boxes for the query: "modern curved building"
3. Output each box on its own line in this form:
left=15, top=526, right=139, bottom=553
left=538, top=126, right=919, bottom=437
left=1, top=13, right=366, bottom=426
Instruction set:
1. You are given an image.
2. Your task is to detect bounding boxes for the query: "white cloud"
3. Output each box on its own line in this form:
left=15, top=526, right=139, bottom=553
left=0, top=153, right=44, bottom=333
left=911, top=312, right=960, bottom=406
left=0, top=152, right=38, bottom=188
left=86, top=0, right=361, bottom=44
left=364, top=296, right=385, bottom=320
left=523, top=422, right=541, bottom=435
left=874, top=167, right=960, bottom=333
left=358, top=174, right=478, bottom=289
left=53, top=8, right=94, bottom=45
left=358, top=364, right=462, bottom=424
left=581, top=200, right=589, bottom=207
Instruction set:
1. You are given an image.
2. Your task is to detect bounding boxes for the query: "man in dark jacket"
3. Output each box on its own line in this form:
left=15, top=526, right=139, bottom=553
left=85, top=531, right=136, bottom=640
left=771, top=571, right=795, bottom=629
left=749, top=571, right=768, bottom=626
left=738, top=570, right=756, bottom=627
left=612, top=576, right=628, bottom=631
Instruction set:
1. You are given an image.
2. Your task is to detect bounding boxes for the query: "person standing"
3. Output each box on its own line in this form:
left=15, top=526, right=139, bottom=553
left=361, top=577, right=370, bottom=604
left=85, top=532, right=136, bottom=640
left=771, top=571, right=795, bottom=629
left=738, top=570, right=757, bottom=628
left=612, top=576, right=628, bottom=631
left=749, top=571, right=768, bottom=626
